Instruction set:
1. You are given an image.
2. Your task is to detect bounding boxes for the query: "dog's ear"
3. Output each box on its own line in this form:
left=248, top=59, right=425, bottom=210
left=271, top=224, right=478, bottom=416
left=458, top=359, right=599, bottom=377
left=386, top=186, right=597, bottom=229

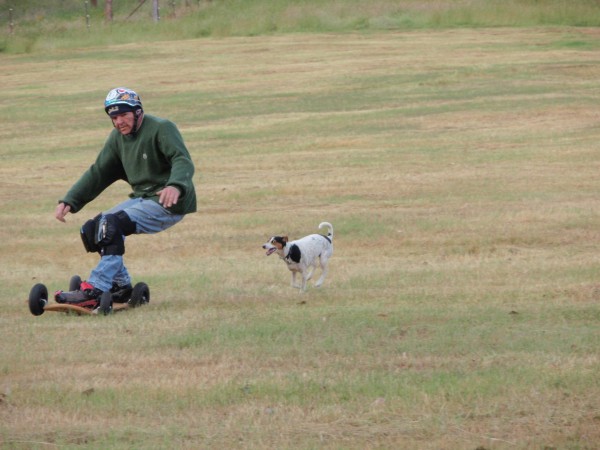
left=272, top=236, right=287, bottom=249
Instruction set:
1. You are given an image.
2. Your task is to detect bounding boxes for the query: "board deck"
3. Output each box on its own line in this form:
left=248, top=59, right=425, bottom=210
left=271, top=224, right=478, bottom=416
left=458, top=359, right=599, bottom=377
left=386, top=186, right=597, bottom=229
left=44, top=303, right=130, bottom=315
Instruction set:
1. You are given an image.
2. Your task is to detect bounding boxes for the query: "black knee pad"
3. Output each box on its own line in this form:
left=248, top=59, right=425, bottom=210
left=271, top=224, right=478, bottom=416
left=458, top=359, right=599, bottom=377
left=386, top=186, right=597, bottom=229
left=97, top=214, right=124, bottom=256
left=80, top=211, right=136, bottom=256
left=80, top=214, right=101, bottom=254
left=114, top=210, right=136, bottom=236
left=97, top=211, right=136, bottom=256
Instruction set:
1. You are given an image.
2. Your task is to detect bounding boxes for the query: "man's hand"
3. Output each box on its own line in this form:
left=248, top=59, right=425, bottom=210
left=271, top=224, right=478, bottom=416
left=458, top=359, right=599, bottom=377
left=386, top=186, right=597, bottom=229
left=157, top=186, right=180, bottom=208
left=55, top=202, right=71, bottom=222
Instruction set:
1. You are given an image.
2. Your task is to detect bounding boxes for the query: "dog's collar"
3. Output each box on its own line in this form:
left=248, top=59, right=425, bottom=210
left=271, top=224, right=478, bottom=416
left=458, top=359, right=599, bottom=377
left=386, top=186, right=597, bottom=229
left=277, top=250, right=290, bottom=263
left=281, top=251, right=293, bottom=264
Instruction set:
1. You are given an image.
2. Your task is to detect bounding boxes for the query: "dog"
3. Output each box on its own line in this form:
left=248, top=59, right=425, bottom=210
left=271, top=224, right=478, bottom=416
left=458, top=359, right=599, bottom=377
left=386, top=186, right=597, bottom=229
left=262, top=222, right=334, bottom=292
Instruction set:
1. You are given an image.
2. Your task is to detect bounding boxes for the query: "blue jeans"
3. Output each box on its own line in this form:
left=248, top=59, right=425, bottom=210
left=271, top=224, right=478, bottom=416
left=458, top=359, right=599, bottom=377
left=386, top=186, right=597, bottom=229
left=87, top=198, right=184, bottom=292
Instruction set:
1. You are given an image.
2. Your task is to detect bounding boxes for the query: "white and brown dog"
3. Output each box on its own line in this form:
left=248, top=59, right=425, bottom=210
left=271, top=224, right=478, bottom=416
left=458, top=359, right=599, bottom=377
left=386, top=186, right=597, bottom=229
left=262, top=222, right=334, bottom=292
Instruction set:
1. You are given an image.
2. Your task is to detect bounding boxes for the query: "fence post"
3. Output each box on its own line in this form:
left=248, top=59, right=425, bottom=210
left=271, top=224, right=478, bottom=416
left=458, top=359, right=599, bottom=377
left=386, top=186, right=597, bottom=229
left=9, top=7, right=14, bottom=35
left=105, top=0, right=113, bottom=22
left=153, top=0, right=160, bottom=23
left=84, top=1, right=91, bottom=31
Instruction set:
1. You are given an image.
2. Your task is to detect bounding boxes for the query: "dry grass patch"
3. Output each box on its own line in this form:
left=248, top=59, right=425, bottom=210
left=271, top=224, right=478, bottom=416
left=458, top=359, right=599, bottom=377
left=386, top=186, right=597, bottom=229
left=2, top=28, right=600, bottom=448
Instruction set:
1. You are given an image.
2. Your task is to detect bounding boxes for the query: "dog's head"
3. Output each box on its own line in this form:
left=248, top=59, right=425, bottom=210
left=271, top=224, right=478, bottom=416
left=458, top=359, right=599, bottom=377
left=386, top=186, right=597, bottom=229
left=262, top=236, right=288, bottom=256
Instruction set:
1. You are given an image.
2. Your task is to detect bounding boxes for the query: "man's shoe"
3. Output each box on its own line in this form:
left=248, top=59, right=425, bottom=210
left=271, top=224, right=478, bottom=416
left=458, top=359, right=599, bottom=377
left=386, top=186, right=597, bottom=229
left=110, top=282, right=133, bottom=303
left=55, top=281, right=103, bottom=304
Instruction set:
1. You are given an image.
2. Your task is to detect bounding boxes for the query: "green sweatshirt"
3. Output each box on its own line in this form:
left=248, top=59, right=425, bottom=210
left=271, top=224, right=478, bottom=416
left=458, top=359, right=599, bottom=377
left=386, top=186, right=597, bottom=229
left=61, top=114, right=196, bottom=215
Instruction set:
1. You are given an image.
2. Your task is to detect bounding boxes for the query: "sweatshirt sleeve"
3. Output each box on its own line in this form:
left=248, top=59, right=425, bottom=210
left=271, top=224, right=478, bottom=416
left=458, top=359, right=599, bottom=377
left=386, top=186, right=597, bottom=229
left=60, top=138, right=127, bottom=213
left=157, top=121, right=195, bottom=199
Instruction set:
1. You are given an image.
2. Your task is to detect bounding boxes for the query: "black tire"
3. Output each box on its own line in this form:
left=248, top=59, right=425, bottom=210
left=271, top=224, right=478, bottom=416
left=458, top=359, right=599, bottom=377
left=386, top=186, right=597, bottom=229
left=98, top=291, right=113, bottom=315
left=28, top=283, right=48, bottom=316
left=130, top=282, right=150, bottom=308
left=69, top=275, right=82, bottom=292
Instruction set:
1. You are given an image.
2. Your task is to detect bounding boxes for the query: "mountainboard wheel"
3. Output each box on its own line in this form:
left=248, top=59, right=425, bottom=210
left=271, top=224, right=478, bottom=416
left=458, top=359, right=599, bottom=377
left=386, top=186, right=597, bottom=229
left=29, top=283, right=48, bottom=316
left=69, top=275, right=82, bottom=292
left=129, top=282, right=150, bottom=308
left=98, top=291, right=113, bottom=315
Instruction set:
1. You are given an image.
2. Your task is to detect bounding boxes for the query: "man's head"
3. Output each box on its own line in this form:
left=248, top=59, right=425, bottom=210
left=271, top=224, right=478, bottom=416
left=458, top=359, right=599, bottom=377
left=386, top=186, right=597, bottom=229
left=104, top=87, right=143, bottom=135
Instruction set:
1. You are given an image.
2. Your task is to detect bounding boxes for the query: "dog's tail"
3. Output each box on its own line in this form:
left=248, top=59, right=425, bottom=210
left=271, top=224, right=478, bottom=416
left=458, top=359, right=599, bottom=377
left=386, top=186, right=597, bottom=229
left=318, top=222, right=333, bottom=241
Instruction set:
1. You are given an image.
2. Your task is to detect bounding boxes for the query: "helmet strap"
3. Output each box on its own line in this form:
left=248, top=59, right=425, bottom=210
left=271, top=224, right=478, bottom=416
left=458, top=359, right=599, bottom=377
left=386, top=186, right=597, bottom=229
left=131, top=109, right=143, bottom=135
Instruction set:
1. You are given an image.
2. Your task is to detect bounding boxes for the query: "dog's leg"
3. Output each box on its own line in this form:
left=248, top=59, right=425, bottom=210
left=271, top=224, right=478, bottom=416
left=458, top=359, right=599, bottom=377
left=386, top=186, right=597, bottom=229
left=300, top=269, right=308, bottom=292
left=291, top=271, right=298, bottom=288
left=315, top=256, right=329, bottom=287
left=305, top=264, right=315, bottom=281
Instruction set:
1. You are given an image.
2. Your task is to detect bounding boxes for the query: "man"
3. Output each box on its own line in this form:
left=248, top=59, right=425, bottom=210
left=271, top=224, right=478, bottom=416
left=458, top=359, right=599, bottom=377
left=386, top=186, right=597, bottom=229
left=54, top=87, right=196, bottom=303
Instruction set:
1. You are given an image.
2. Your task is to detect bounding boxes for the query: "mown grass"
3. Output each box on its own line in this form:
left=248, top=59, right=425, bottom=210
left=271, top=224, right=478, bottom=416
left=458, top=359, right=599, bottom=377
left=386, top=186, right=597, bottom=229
left=1, top=22, right=600, bottom=450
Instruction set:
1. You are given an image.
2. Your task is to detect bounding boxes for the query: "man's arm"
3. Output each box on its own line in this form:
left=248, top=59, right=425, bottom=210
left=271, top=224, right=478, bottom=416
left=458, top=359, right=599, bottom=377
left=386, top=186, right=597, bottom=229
left=54, top=202, right=72, bottom=222
left=156, top=186, right=180, bottom=208
left=159, top=121, right=195, bottom=199
left=60, top=139, right=126, bottom=214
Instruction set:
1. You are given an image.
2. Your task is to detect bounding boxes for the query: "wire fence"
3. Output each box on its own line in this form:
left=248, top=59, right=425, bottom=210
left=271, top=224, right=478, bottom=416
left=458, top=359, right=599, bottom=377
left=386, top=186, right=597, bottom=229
left=2, top=0, right=209, bottom=34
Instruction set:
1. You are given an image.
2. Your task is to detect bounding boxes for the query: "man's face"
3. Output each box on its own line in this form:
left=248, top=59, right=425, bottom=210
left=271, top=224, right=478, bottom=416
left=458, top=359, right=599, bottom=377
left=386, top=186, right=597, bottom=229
left=110, top=112, right=135, bottom=135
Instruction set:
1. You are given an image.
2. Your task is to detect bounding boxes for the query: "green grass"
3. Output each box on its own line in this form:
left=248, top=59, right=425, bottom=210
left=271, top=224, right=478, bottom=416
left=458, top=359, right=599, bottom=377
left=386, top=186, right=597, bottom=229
left=4, top=0, right=600, bottom=53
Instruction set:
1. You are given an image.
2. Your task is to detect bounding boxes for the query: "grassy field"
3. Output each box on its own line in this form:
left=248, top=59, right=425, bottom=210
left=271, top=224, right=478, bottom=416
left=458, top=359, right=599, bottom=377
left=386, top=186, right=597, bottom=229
left=1, top=25, right=600, bottom=448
